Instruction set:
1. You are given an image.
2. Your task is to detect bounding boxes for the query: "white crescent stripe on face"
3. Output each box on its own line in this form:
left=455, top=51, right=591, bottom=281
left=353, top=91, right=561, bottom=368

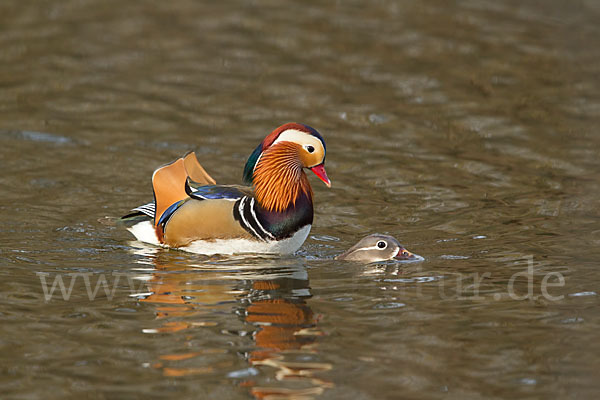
left=273, top=129, right=323, bottom=150
left=351, top=245, right=399, bottom=252
left=352, top=245, right=381, bottom=252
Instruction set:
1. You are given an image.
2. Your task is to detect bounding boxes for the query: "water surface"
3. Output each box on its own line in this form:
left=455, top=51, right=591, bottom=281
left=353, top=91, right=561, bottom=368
left=1, top=1, right=600, bottom=398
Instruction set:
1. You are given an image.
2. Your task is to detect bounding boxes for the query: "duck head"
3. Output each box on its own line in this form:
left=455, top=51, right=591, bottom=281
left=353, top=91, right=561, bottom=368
left=243, top=123, right=330, bottom=212
left=243, top=123, right=330, bottom=187
left=335, top=234, right=421, bottom=263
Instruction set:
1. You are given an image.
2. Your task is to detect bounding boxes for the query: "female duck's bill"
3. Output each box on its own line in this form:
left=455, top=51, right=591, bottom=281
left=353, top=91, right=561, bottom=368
left=335, top=234, right=423, bottom=263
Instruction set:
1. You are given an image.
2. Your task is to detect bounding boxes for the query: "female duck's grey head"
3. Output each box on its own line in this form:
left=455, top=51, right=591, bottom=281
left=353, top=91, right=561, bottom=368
left=335, top=234, right=421, bottom=263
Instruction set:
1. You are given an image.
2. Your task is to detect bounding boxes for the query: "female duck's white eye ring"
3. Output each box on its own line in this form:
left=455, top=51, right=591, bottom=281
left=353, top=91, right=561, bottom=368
left=377, top=241, right=387, bottom=249
left=305, top=145, right=315, bottom=153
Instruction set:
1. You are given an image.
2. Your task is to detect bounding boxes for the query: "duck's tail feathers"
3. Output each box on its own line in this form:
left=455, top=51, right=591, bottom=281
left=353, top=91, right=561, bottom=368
left=152, top=158, right=191, bottom=227
left=183, top=151, right=216, bottom=185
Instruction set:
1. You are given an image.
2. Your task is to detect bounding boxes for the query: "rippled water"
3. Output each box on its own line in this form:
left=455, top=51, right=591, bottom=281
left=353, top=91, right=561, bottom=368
left=2, top=0, right=600, bottom=398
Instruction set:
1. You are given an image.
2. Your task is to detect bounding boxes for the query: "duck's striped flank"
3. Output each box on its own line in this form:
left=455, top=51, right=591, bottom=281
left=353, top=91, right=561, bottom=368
left=234, top=197, right=275, bottom=242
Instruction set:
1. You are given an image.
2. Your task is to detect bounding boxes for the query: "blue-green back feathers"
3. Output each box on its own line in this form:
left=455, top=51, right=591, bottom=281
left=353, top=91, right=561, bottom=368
left=242, top=143, right=263, bottom=185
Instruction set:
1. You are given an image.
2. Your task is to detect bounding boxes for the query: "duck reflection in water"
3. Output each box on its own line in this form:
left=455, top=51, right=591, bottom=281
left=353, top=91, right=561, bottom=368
left=129, top=244, right=332, bottom=398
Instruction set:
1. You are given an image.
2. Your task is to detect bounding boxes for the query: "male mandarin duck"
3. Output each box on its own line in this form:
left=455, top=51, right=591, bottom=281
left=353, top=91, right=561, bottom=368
left=335, top=234, right=422, bottom=263
left=121, top=123, right=331, bottom=255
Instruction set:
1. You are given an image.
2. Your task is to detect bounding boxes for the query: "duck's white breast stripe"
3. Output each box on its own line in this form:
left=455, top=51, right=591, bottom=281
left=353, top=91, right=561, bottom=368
left=249, top=198, right=275, bottom=240
left=238, top=197, right=264, bottom=241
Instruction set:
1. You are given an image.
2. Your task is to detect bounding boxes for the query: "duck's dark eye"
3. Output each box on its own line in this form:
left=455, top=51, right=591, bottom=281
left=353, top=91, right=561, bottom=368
left=306, top=145, right=315, bottom=153
left=377, top=241, right=387, bottom=249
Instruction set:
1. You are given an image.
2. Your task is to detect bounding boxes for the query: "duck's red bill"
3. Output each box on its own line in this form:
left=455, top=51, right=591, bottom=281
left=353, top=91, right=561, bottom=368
left=310, top=164, right=331, bottom=187
left=395, top=248, right=423, bottom=261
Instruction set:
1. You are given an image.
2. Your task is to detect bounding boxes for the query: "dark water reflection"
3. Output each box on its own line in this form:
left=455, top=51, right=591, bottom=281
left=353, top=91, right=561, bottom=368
left=1, top=0, right=600, bottom=399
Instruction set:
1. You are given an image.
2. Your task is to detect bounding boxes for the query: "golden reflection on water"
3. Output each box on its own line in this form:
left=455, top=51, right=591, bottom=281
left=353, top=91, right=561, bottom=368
left=129, top=244, right=333, bottom=398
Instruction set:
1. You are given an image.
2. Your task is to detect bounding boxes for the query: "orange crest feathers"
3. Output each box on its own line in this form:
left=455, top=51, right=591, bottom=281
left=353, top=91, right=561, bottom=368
left=253, top=142, right=313, bottom=212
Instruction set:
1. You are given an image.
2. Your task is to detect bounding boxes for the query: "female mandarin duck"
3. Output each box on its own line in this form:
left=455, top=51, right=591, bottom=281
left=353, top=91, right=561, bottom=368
left=121, top=123, right=330, bottom=255
left=336, top=234, right=422, bottom=263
